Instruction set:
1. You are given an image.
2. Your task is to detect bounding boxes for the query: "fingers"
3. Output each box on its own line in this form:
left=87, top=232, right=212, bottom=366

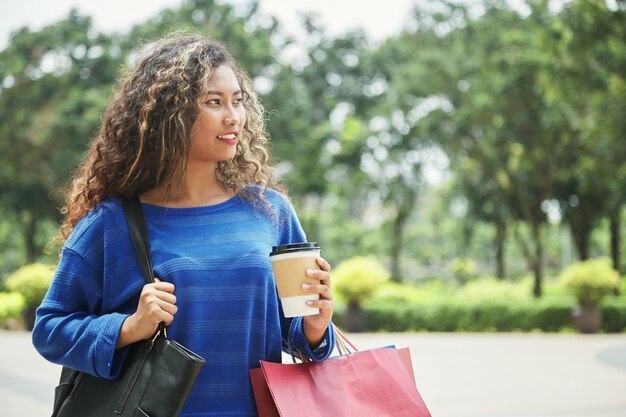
left=305, top=298, right=334, bottom=310
left=141, top=283, right=177, bottom=304
left=315, top=257, right=331, bottom=272
left=304, top=258, right=333, bottom=300
left=301, top=258, right=334, bottom=336
left=306, top=267, right=331, bottom=285
left=156, top=298, right=178, bottom=316
left=302, top=282, right=332, bottom=299
left=139, top=279, right=177, bottom=324
left=151, top=279, right=175, bottom=293
left=157, top=310, right=175, bottom=326
left=155, top=290, right=177, bottom=305
left=146, top=302, right=175, bottom=326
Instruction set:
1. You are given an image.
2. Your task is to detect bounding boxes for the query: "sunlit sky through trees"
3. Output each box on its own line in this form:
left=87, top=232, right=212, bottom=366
left=1, top=0, right=417, bottom=50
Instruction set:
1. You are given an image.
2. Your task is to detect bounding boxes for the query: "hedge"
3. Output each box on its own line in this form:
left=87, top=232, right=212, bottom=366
left=334, top=297, right=626, bottom=333
left=0, top=292, right=25, bottom=326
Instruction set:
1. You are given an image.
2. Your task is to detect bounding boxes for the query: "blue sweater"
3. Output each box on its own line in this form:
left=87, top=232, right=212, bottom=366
left=33, top=188, right=334, bottom=416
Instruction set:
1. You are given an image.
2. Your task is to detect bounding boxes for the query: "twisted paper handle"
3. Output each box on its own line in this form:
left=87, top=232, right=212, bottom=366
left=333, top=325, right=359, bottom=356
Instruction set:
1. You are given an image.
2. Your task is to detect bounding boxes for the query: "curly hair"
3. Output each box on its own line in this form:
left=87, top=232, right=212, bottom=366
left=58, top=33, right=285, bottom=243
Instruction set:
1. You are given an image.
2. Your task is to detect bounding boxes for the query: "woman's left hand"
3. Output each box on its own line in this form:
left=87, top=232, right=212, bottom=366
left=301, top=257, right=334, bottom=348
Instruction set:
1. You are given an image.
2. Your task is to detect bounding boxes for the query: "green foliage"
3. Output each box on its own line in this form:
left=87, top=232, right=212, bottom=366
left=332, top=256, right=390, bottom=305
left=450, top=258, right=478, bottom=283
left=1, top=0, right=625, bottom=295
left=558, top=258, right=620, bottom=307
left=0, top=11, right=126, bottom=262
left=461, top=276, right=534, bottom=300
left=602, top=297, right=626, bottom=333
left=332, top=276, right=626, bottom=333
left=367, top=282, right=431, bottom=305
left=356, top=298, right=626, bottom=333
left=5, top=263, right=54, bottom=307
left=0, top=292, right=25, bottom=324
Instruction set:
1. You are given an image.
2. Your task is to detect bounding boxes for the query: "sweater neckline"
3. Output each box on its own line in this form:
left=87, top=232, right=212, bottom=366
left=139, top=194, right=240, bottom=215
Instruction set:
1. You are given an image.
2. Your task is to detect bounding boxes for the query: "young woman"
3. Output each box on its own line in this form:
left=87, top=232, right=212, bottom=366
left=32, top=34, right=335, bottom=416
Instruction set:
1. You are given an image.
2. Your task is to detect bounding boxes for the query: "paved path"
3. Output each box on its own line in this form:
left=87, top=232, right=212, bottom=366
left=1, top=330, right=625, bottom=417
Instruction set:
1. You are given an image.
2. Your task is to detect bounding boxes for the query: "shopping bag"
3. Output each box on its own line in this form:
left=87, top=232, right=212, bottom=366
left=397, top=346, right=417, bottom=384
left=250, top=329, right=431, bottom=417
left=250, top=347, right=420, bottom=417
left=250, top=366, right=281, bottom=417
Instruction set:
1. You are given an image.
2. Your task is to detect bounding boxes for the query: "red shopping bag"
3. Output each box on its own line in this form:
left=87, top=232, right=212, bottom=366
left=250, top=367, right=280, bottom=417
left=250, top=342, right=430, bottom=417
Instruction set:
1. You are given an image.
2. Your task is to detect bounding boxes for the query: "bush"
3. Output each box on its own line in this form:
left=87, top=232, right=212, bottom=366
left=5, top=263, right=55, bottom=308
left=364, top=282, right=430, bottom=307
left=351, top=298, right=596, bottom=333
left=603, top=297, right=626, bottom=332
left=450, top=258, right=477, bottom=283
left=0, top=292, right=25, bottom=325
left=558, top=258, right=620, bottom=307
left=331, top=275, right=626, bottom=333
left=332, top=256, right=390, bottom=306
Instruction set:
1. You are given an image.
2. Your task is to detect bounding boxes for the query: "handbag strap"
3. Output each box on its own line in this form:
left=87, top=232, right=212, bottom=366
left=120, top=196, right=166, bottom=335
left=120, top=196, right=154, bottom=285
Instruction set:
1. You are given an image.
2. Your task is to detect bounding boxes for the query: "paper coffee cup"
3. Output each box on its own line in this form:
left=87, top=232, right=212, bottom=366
left=270, top=242, right=321, bottom=318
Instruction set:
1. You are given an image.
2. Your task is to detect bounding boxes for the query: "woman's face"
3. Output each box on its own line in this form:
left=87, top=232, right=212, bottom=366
left=188, top=65, right=246, bottom=165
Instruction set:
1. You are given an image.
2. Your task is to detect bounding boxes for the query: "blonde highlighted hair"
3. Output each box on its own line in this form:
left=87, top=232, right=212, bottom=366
left=58, top=33, right=284, bottom=242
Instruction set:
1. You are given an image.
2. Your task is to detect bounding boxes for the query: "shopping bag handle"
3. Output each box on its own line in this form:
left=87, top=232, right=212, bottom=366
left=286, top=322, right=359, bottom=362
left=334, top=326, right=358, bottom=356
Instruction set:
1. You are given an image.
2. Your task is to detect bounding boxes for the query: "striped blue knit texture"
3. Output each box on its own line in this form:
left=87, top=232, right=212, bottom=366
left=33, top=187, right=334, bottom=416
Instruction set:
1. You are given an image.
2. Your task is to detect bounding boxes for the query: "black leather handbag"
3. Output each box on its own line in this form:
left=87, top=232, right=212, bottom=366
left=51, top=196, right=206, bottom=417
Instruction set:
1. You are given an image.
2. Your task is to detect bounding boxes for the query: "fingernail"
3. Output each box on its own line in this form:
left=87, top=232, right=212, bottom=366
left=302, top=283, right=310, bottom=290
left=306, top=301, right=314, bottom=306
left=306, top=269, right=316, bottom=276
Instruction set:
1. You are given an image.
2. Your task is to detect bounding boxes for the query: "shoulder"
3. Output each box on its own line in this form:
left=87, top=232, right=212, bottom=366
left=240, top=185, right=293, bottom=214
left=261, top=187, right=291, bottom=207
left=65, top=198, right=124, bottom=249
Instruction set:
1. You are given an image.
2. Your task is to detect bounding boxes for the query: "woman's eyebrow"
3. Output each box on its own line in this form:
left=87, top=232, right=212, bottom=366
left=206, top=90, right=242, bottom=96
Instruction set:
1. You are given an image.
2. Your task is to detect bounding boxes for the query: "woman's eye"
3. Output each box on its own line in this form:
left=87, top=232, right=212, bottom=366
left=234, top=98, right=244, bottom=105
left=207, top=98, right=221, bottom=106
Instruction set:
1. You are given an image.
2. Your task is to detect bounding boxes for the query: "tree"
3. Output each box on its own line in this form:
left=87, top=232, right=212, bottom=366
left=541, top=0, right=626, bottom=269
left=123, top=0, right=278, bottom=76
left=0, top=1, right=280, bottom=263
left=404, top=2, right=560, bottom=295
left=265, top=16, right=375, bottom=241
left=0, top=11, right=122, bottom=261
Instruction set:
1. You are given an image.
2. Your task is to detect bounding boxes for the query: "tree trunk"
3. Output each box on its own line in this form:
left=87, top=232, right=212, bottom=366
left=531, top=259, right=543, bottom=298
left=495, top=219, right=506, bottom=279
left=610, top=208, right=621, bottom=296
left=571, top=226, right=590, bottom=261
left=513, top=221, right=544, bottom=298
left=390, top=206, right=409, bottom=283
left=22, top=213, right=39, bottom=263
left=568, top=203, right=594, bottom=261
left=389, top=188, right=417, bottom=283
left=610, top=209, right=621, bottom=274
left=531, top=221, right=543, bottom=298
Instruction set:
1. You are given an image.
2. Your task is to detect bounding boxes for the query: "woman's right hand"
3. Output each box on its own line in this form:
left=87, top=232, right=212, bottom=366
left=116, top=279, right=177, bottom=349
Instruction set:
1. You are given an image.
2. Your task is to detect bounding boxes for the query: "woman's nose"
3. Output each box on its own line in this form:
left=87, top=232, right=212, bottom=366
left=224, top=109, right=240, bottom=126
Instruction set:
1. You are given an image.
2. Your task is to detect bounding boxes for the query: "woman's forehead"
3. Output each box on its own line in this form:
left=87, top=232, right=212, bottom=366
left=205, top=65, right=241, bottom=93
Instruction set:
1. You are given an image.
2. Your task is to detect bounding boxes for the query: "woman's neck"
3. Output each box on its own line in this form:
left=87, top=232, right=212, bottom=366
left=139, top=163, right=235, bottom=208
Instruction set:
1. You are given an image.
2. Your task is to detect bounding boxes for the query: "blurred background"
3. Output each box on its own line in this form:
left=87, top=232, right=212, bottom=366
left=0, top=0, right=625, bottom=335
left=1, top=1, right=625, bottom=416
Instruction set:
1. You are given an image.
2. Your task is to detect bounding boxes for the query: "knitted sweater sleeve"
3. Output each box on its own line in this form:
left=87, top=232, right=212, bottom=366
left=275, top=196, right=335, bottom=362
left=32, top=209, right=130, bottom=379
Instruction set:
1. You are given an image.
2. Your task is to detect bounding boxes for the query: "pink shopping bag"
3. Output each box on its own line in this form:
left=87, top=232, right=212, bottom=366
left=250, top=344, right=430, bottom=417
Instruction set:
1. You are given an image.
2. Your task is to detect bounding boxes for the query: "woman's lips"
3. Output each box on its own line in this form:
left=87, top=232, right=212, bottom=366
left=217, top=131, right=238, bottom=145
